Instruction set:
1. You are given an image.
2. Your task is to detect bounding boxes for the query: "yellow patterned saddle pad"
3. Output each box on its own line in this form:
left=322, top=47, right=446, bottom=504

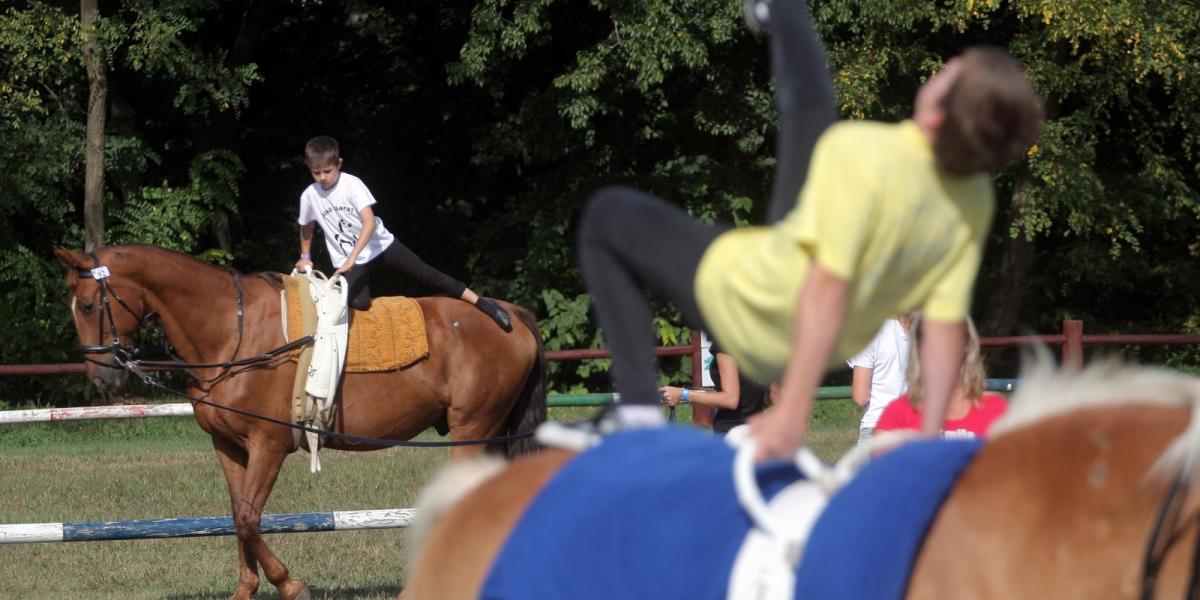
left=282, top=275, right=429, bottom=372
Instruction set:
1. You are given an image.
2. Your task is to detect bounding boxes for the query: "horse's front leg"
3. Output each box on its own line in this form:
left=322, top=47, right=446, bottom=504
left=212, top=436, right=262, bottom=600
left=236, top=438, right=311, bottom=600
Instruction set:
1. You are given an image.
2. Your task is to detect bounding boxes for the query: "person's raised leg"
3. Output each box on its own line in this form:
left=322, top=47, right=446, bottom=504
left=750, top=0, right=839, bottom=223
left=577, top=185, right=727, bottom=423
left=343, top=263, right=373, bottom=311
left=373, top=240, right=512, bottom=331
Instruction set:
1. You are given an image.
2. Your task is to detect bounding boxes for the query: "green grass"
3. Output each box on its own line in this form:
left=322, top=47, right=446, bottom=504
left=808, top=396, right=863, bottom=461
left=0, top=402, right=860, bottom=599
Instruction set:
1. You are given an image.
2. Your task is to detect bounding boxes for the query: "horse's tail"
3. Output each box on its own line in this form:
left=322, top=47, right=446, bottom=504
left=407, top=455, right=508, bottom=574
left=506, top=306, right=548, bottom=458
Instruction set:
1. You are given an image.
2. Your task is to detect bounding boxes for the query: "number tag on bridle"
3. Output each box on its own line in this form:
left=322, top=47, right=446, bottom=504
left=90, top=266, right=111, bottom=280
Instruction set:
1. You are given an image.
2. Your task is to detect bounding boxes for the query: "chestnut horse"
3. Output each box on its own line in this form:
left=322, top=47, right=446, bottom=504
left=53, top=244, right=547, bottom=600
left=405, top=362, right=1200, bottom=599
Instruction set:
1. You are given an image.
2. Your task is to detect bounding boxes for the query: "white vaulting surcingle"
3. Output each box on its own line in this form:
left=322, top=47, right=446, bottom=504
left=303, top=268, right=349, bottom=473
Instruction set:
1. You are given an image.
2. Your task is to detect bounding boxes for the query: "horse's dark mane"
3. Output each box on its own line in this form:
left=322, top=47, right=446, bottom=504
left=102, top=243, right=285, bottom=291
left=252, top=271, right=285, bottom=291
left=104, top=244, right=230, bottom=275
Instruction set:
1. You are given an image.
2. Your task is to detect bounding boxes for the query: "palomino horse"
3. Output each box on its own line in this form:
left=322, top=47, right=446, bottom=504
left=405, top=362, right=1200, bottom=599
left=53, top=244, right=547, bottom=600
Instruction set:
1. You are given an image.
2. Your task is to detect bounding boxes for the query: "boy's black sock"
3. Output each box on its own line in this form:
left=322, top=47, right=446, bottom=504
left=744, top=0, right=772, bottom=31
left=475, top=298, right=513, bottom=332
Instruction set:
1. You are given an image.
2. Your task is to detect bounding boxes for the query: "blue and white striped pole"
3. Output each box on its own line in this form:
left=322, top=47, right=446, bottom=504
left=0, top=508, right=415, bottom=544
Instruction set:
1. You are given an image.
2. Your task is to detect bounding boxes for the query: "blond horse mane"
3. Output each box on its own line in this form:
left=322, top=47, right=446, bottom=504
left=406, top=455, right=508, bottom=574
left=989, top=349, right=1200, bottom=480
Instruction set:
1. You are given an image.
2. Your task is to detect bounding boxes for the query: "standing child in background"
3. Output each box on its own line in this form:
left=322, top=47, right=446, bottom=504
left=875, top=315, right=1007, bottom=439
left=660, top=343, right=771, bottom=436
left=847, top=313, right=912, bottom=444
left=295, top=136, right=512, bottom=331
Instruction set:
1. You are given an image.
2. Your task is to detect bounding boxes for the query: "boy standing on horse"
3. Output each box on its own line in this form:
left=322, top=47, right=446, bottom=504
left=295, top=136, right=512, bottom=331
left=570, top=0, right=1042, bottom=460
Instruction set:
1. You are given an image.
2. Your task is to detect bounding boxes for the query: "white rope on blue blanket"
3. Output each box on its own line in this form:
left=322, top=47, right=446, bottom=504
left=725, top=426, right=920, bottom=600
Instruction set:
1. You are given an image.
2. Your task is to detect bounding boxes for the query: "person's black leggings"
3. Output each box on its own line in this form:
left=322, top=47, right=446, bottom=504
left=577, top=1, right=836, bottom=406
left=343, top=241, right=467, bottom=310
left=766, top=0, right=838, bottom=223
left=578, top=187, right=729, bottom=404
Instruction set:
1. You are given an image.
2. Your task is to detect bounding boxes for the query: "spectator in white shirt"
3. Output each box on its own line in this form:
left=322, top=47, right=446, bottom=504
left=847, top=313, right=914, bottom=444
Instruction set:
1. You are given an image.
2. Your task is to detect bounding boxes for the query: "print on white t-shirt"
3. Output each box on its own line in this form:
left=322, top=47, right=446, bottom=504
left=943, top=429, right=977, bottom=440
left=297, top=172, right=395, bottom=267
left=846, top=319, right=910, bottom=430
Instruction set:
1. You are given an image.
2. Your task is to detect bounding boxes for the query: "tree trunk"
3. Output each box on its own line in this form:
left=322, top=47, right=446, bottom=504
left=980, top=51, right=1064, bottom=337
left=213, top=207, right=234, bottom=253
left=980, top=230, right=1036, bottom=336
left=980, top=170, right=1038, bottom=336
left=81, top=0, right=107, bottom=252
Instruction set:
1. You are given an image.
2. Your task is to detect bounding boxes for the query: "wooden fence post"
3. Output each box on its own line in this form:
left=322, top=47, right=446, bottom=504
left=690, top=330, right=713, bottom=427
left=1062, top=320, right=1084, bottom=371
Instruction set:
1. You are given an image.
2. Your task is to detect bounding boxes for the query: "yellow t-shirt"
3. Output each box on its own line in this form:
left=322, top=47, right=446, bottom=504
left=694, top=120, right=994, bottom=385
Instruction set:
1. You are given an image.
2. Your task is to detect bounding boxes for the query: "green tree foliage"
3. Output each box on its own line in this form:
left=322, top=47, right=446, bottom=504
left=710, top=1, right=1199, bottom=370
left=448, top=0, right=1199, bottom=377
left=1001, top=1, right=1200, bottom=343
left=0, top=1, right=256, bottom=403
left=447, top=0, right=771, bottom=388
left=0, top=3, right=90, bottom=398
left=2, top=0, right=1197, bottom=402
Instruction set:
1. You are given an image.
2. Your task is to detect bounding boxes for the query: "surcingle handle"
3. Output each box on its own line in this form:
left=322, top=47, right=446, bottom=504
left=307, top=429, right=322, bottom=473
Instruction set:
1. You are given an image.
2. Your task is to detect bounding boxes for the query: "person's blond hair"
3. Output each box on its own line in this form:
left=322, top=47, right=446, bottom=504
left=904, top=314, right=985, bottom=410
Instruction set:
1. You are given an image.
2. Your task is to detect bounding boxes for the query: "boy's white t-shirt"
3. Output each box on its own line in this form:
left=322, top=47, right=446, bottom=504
left=846, top=319, right=910, bottom=430
left=297, top=172, right=395, bottom=267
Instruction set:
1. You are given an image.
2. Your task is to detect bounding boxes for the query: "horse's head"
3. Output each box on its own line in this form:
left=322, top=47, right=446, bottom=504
left=52, top=246, right=152, bottom=392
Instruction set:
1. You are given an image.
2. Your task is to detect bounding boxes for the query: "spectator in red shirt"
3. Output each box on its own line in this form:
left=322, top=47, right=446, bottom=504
left=875, top=315, right=1006, bottom=439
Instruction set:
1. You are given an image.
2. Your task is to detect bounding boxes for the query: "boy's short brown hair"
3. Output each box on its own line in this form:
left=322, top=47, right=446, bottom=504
left=305, top=136, right=340, bottom=167
left=934, top=46, right=1044, bottom=176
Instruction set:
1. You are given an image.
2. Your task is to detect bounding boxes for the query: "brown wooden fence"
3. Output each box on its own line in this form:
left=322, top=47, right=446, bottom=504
left=4, top=321, right=1200, bottom=425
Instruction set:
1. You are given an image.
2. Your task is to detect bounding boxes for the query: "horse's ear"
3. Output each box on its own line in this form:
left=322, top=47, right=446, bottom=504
left=52, top=245, right=89, bottom=270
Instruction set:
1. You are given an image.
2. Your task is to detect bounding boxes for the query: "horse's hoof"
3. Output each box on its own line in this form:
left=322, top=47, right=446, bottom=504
left=229, top=585, right=257, bottom=600
left=279, top=579, right=312, bottom=600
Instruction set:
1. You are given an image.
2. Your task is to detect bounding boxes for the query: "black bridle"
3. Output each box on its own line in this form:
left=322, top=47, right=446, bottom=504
left=74, top=252, right=301, bottom=382
left=71, top=253, right=534, bottom=448
left=1141, top=464, right=1200, bottom=599
left=75, top=253, right=150, bottom=368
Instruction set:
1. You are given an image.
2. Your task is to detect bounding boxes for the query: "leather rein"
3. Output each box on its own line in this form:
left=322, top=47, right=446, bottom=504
left=1141, top=463, right=1200, bottom=599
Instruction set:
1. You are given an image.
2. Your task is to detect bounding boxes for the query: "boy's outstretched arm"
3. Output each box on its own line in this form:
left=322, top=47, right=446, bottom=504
left=917, top=319, right=966, bottom=435
left=749, top=264, right=848, bottom=461
left=334, top=206, right=377, bottom=276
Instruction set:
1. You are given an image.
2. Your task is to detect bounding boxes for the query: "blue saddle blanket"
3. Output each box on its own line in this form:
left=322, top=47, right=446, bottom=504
left=481, top=427, right=980, bottom=600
